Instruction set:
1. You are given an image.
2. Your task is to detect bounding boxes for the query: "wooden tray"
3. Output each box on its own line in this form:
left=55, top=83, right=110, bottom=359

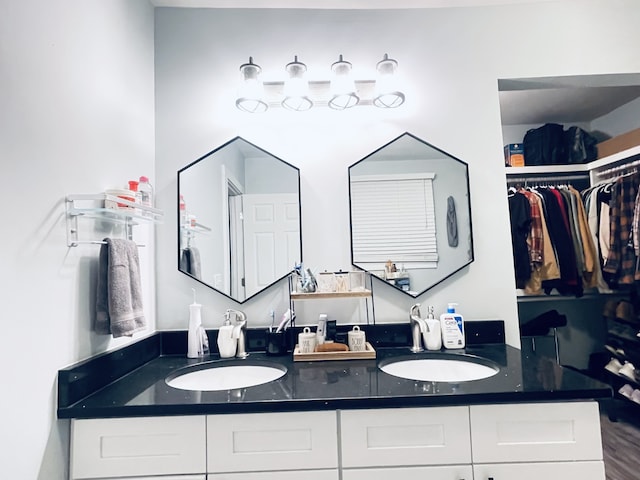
left=293, top=342, right=376, bottom=362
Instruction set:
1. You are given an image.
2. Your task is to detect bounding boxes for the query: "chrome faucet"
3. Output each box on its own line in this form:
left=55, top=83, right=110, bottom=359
left=227, top=309, right=248, bottom=358
left=410, top=303, right=427, bottom=353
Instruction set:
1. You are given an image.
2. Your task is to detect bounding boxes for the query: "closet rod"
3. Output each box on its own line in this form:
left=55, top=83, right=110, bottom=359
left=593, top=155, right=640, bottom=180
left=507, top=173, right=589, bottom=185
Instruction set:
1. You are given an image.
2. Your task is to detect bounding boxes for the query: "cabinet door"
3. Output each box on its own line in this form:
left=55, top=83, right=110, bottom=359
left=470, top=401, right=603, bottom=463
left=208, top=470, right=338, bottom=480
left=340, top=406, right=471, bottom=468
left=207, top=411, right=338, bottom=473
left=473, top=460, right=605, bottom=480
left=71, top=416, right=206, bottom=479
left=343, top=465, right=473, bottom=480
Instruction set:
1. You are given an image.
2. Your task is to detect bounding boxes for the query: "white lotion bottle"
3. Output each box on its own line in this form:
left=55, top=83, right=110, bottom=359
left=440, top=303, right=465, bottom=349
left=187, top=289, right=204, bottom=358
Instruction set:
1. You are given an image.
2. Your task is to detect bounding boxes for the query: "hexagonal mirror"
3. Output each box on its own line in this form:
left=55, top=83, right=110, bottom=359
left=348, top=132, right=473, bottom=297
left=178, top=137, right=302, bottom=303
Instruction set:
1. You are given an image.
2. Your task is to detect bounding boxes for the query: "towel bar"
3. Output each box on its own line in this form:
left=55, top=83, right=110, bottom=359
left=69, top=240, right=146, bottom=247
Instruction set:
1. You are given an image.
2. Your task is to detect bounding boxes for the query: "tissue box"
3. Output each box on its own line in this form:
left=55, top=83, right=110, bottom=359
left=504, top=143, right=525, bottom=167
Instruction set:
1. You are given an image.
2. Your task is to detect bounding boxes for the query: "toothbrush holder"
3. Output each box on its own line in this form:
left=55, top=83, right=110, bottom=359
left=266, top=330, right=288, bottom=356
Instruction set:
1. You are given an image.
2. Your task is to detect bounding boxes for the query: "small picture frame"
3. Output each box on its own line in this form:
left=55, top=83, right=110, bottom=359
left=348, top=271, right=366, bottom=291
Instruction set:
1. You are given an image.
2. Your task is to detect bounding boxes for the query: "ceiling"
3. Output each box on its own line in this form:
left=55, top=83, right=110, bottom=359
left=498, top=75, right=640, bottom=125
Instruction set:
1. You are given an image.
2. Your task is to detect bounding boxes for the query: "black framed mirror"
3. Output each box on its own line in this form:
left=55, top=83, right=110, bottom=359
left=348, top=132, right=473, bottom=297
left=178, top=137, right=302, bottom=303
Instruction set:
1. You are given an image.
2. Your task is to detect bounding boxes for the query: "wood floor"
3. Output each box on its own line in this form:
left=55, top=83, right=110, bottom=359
left=599, top=399, right=640, bottom=480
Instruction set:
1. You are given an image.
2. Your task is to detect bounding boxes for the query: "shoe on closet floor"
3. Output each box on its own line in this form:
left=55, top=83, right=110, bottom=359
left=618, top=362, right=637, bottom=382
left=605, top=345, right=626, bottom=357
left=618, top=384, right=634, bottom=399
left=605, top=358, right=625, bottom=374
left=631, top=389, right=640, bottom=405
left=602, top=299, right=619, bottom=320
left=615, top=300, right=637, bottom=323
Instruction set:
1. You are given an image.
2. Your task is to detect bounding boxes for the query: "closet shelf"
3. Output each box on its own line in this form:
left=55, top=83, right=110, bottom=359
left=505, top=144, right=640, bottom=177
left=65, top=193, right=164, bottom=247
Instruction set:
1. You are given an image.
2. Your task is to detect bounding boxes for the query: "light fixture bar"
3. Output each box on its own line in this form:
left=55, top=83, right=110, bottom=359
left=235, top=55, right=405, bottom=112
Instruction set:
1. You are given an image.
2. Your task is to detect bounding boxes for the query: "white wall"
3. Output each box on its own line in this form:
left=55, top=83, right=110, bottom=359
left=0, top=0, right=155, bottom=478
left=154, top=0, right=640, bottom=346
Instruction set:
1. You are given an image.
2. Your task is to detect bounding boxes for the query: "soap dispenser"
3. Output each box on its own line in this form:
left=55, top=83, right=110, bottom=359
left=217, top=310, right=238, bottom=358
left=423, top=305, right=442, bottom=351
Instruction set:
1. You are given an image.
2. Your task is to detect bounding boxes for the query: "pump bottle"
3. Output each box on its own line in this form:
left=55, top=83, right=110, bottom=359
left=440, top=303, right=465, bottom=349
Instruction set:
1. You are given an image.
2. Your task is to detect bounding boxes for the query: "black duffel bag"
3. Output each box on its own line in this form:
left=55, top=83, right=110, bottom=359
left=564, top=126, right=598, bottom=164
left=523, top=123, right=565, bottom=165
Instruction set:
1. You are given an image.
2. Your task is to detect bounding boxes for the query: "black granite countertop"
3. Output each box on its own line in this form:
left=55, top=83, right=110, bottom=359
left=57, top=327, right=612, bottom=419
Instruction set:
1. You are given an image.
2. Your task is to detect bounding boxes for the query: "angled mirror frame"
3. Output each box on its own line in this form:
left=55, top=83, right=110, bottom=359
left=348, top=132, right=474, bottom=297
left=178, top=136, right=302, bottom=303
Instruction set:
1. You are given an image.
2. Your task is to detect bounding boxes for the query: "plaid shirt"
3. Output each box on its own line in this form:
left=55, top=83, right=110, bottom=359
left=520, top=188, right=543, bottom=266
left=603, top=173, right=640, bottom=284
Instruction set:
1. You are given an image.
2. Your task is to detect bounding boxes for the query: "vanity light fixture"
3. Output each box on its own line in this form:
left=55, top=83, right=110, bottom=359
left=328, top=55, right=360, bottom=110
left=235, top=54, right=405, bottom=113
left=236, top=57, right=268, bottom=114
left=282, top=56, right=313, bottom=112
left=373, top=54, right=405, bottom=109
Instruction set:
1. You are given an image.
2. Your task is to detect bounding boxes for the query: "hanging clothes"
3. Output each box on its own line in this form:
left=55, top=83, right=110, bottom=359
left=508, top=189, right=532, bottom=289
left=602, top=173, right=640, bottom=286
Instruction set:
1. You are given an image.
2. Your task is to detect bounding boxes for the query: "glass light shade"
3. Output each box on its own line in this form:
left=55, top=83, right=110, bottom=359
left=373, top=54, right=405, bottom=109
left=236, top=57, right=268, bottom=113
left=282, top=56, right=313, bottom=112
left=329, top=55, right=359, bottom=110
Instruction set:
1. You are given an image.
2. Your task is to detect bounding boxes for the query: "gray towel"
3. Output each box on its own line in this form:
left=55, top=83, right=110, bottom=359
left=446, top=196, right=458, bottom=248
left=187, top=246, right=201, bottom=279
left=96, top=238, right=146, bottom=338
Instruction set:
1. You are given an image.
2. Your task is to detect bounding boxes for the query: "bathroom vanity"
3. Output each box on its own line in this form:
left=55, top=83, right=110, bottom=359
left=58, top=332, right=611, bottom=480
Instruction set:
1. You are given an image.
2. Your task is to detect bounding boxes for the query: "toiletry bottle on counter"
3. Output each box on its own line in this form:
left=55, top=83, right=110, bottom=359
left=440, top=303, right=465, bottom=349
left=217, top=311, right=238, bottom=358
left=424, top=305, right=442, bottom=351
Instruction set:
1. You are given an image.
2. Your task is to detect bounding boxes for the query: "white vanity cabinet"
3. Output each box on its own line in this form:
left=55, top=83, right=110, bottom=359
left=206, top=410, right=338, bottom=478
left=69, top=401, right=604, bottom=480
left=470, top=402, right=605, bottom=480
left=70, top=416, right=206, bottom=479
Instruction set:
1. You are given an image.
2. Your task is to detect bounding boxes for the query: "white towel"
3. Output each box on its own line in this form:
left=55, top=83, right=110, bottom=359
left=96, top=238, right=146, bottom=338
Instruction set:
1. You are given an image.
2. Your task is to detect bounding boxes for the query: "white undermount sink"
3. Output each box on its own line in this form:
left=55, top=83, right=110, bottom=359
left=166, top=362, right=287, bottom=391
left=379, top=355, right=499, bottom=382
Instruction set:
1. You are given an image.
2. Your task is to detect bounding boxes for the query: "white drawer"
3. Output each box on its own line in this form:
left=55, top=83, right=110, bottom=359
left=470, top=401, right=603, bottom=463
left=71, top=416, right=206, bottom=479
left=340, top=406, right=471, bottom=468
left=91, top=476, right=206, bottom=480
left=473, top=460, right=605, bottom=480
left=208, top=470, right=339, bottom=480
left=343, top=465, right=473, bottom=480
left=207, top=411, right=338, bottom=473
